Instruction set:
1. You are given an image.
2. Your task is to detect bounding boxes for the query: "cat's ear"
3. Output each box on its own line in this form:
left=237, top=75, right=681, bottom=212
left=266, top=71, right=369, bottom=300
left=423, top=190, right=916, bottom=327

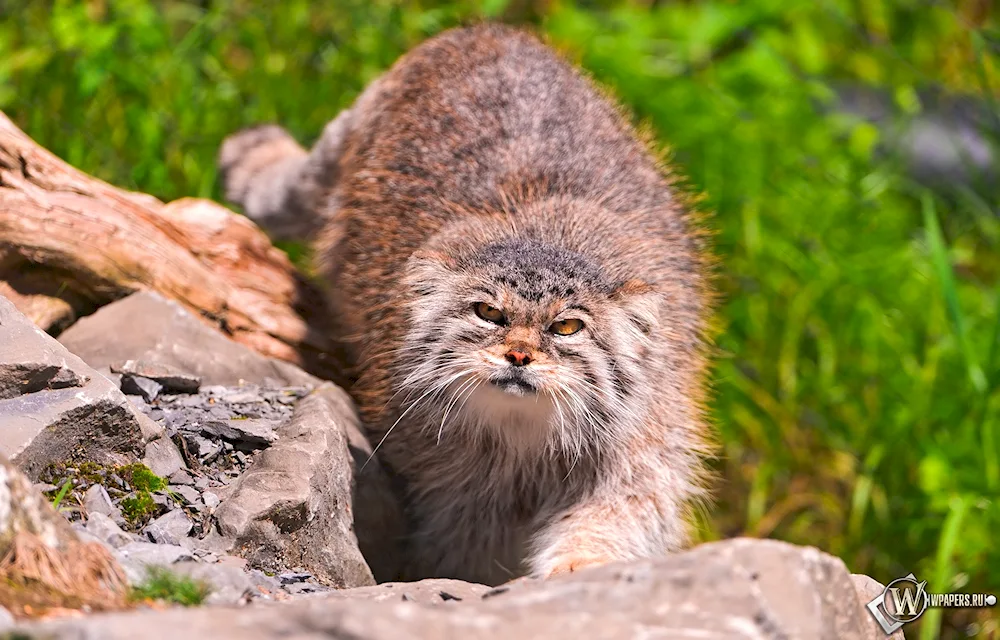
left=404, top=250, right=458, bottom=296
left=612, top=279, right=662, bottom=337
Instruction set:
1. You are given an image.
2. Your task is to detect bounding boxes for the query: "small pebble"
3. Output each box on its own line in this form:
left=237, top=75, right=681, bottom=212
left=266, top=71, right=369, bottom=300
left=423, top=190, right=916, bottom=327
left=144, top=509, right=193, bottom=545
left=170, top=485, right=202, bottom=505
left=169, top=469, right=196, bottom=486
left=121, top=374, right=163, bottom=402
left=202, top=492, right=220, bottom=509
left=278, top=572, right=313, bottom=585
left=284, top=582, right=330, bottom=595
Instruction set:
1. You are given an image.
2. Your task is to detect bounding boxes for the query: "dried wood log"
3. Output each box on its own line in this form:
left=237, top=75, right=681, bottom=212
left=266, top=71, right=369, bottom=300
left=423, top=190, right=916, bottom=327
left=0, top=111, right=339, bottom=381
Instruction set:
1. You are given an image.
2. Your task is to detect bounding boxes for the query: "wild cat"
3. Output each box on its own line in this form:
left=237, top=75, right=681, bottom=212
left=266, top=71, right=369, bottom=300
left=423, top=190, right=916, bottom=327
left=220, top=23, right=713, bottom=586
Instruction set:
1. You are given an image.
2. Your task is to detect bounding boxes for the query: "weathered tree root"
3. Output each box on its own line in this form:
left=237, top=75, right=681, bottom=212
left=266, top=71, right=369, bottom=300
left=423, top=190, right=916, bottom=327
left=0, top=111, right=340, bottom=381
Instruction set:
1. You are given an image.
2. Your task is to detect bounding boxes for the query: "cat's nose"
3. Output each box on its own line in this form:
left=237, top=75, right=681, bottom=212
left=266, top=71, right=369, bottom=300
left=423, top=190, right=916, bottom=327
left=505, top=349, right=532, bottom=367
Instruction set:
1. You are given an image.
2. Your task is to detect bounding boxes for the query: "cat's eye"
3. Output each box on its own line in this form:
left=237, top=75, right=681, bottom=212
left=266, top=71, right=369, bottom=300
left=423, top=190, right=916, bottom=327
left=549, top=318, right=584, bottom=336
left=474, top=302, right=506, bottom=325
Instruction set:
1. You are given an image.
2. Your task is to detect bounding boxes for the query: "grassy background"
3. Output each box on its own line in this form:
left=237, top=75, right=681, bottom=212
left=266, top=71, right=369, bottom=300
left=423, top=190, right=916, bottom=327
left=2, top=1, right=998, bottom=637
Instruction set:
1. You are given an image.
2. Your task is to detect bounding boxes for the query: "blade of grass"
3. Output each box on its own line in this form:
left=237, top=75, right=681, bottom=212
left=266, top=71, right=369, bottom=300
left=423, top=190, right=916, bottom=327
left=50, top=480, right=71, bottom=511
left=976, top=288, right=1000, bottom=490
left=918, top=495, right=969, bottom=640
left=921, top=193, right=986, bottom=393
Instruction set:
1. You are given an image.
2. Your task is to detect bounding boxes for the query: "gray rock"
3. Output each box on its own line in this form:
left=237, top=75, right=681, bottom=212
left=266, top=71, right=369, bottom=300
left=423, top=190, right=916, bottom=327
left=120, top=373, right=163, bottom=402
left=186, top=434, right=222, bottom=463
left=111, top=359, right=202, bottom=394
left=144, top=509, right=193, bottom=545
left=169, top=484, right=202, bottom=506
left=833, top=83, right=998, bottom=197
left=58, top=291, right=318, bottom=388
left=202, top=491, right=220, bottom=509
left=116, top=541, right=195, bottom=584
left=84, top=484, right=124, bottom=524
left=215, top=383, right=377, bottom=588
left=223, top=391, right=266, bottom=404
left=247, top=569, right=282, bottom=597
left=0, top=294, right=153, bottom=479
left=193, top=550, right=219, bottom=563
left=177, top=529, right=234, bottom=557
left=285, top=581, right=330, bottom=595
left=85, top=512, right=137, bottom=549
left=150, top=490, right=176, bottom=510
left=201, top=418, right=278, bottom=448
left=321, top=579, right=492, bottom=605
left=16, top=539, right=892, bottom=639
left=169, top=469, right=195, bottom=485
left=71, top=522, right=115, bottom=552
left=172, top=561, right=253, bottom=606
left=0, top=362, right=88, bottom=400
left=143, top=436, right=186, bottom=478
left=278, top=571, right=312, bottom=585
left=217, top=555, right=248, bottom=571
left=851, top=574, right=905, bottom=639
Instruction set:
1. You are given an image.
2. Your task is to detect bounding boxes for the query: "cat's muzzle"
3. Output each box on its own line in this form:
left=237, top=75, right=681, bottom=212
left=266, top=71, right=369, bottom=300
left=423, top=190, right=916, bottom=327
left=489, top=371, right=538, bottom=397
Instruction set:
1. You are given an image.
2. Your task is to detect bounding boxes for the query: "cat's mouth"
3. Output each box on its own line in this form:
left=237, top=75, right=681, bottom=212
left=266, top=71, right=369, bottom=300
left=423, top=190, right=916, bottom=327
left=489, top=374, right=538, bottom=397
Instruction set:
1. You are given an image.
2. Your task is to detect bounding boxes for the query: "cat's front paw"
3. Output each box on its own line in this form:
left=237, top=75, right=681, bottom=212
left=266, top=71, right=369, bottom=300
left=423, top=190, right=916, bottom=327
left=542, top=552, right=615, bottom=578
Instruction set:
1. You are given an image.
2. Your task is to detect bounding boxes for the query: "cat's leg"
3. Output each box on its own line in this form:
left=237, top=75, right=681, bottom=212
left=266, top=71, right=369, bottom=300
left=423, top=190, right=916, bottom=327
left=217, top=107, right=355, bottom=240
left=528, top=459, right=699, bottom=577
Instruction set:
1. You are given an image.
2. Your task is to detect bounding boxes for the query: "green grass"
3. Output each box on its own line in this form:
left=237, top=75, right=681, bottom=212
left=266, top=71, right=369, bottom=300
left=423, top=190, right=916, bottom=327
left=49, top=481, right=71, bottom=511
left=2, top=1, right=998, bottom=637
left=129, top=567, right=209, bottom=607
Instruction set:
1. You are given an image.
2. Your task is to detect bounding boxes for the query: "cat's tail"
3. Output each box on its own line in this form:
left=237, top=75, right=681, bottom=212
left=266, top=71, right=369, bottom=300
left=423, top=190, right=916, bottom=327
left=217, top=108, right=354, bottom=241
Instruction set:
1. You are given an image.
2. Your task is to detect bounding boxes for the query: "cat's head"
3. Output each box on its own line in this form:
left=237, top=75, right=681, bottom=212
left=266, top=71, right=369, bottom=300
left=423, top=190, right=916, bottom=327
left=396, top=236, right=662, bottom=456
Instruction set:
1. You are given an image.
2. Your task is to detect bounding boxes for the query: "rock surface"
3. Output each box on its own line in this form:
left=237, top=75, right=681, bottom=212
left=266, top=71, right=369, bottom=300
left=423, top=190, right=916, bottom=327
left=58, top=291, right=319, bottom=388
left=17, top=538, right=893, bottom=639
left=0, top=294, right=160, bottom=479
left=24, top=372, right=391, bottom=602
left=215, top=383, right=380, bottom=588
left=851, top=573, right=905, bottom=639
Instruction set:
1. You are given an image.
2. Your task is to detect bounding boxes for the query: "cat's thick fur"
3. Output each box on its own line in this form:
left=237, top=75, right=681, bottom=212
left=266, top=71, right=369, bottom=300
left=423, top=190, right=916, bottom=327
left=220, top=23, right=713, bottom=586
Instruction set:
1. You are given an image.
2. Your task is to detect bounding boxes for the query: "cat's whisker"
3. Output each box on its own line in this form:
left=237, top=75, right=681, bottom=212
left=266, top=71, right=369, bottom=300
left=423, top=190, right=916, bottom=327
left=365, top=368, right=468, bottom=468
left=437, top=376, right=480, bottom=444
left=389, top=356, right=465, bottom=407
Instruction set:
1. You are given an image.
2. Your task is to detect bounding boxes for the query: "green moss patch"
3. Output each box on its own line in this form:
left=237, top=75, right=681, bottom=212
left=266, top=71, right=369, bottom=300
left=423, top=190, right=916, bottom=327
left=38, top=461, right=167, bottom=529
left=129, top=567, right=209, bottom=607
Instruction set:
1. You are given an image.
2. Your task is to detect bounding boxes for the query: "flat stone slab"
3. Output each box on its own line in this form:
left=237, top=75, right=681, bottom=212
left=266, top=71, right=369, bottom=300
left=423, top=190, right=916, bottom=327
left=59, top=291, right=318, bottom=388
left=18, top=539, right=896, bottom=640
left=0, top=294, right=159, bottom=479
left=111, top=359, right=202, bottom=394
left=200, top=419, right=278, bottom=448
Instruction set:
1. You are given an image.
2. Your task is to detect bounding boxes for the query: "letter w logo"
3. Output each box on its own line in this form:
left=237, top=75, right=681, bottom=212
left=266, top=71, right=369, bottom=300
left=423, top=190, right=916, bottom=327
left=890, top=580, right=928, bottom=618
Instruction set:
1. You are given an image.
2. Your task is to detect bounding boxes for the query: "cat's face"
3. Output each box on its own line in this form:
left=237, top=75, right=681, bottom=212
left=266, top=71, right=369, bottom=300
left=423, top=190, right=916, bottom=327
left=398, top=238, right=661, bottom=455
